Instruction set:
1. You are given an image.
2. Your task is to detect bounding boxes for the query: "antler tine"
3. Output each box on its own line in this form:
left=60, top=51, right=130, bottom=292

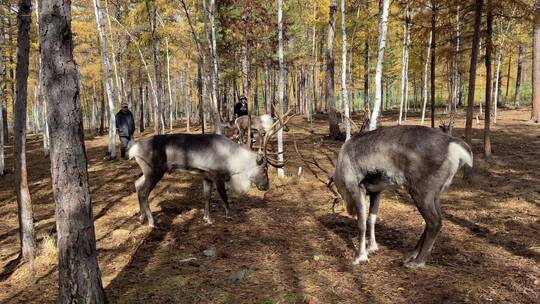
left=293, top=137, right=330, bottom=176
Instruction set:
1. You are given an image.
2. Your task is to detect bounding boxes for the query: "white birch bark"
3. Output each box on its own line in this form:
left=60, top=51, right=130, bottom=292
left=368, top=0, right=390, bottom=131
left=166, top=38, right=174, bottom=131
left=341, top=0, right=351, bottom=140
left=398, top=4, right=410, bottom=125
left=104, top=0, right=122, bottom=107
left=421, top=30, right=433, bottom=126
left=277, top=0, right=285, bottom=178
left=93, top=0, right=116, bottom=158
left=208, top=0, right=222, bottom=134
left=494, top=50, right=502, bottom=124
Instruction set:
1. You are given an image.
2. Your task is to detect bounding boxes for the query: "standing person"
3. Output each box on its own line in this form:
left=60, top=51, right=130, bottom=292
left=234, top=95, right=249, bottom=118
left=116, top=102, right=135, bottom=159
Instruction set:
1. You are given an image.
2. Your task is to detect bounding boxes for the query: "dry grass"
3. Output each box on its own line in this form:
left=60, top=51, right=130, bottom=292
left=0, top=108, right=539, bottom=303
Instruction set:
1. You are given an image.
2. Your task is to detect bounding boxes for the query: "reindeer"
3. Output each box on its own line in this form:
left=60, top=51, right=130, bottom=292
left=128, top=112, right=293, bottom=228
left=235, top=114, right=289, bottom=149
left=297, top=125, right=473, bottom=268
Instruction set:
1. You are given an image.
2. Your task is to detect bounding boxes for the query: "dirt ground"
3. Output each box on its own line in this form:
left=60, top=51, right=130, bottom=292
left=0, top=109, right=539, bottom=303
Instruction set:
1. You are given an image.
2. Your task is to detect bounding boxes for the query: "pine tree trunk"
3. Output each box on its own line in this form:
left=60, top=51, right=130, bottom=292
left=311, top=3, right=318, bottom=116
left=146, top=0, right=164, bottom=134
left=421, top=31, right=433, bottom=125
left=0, top=10, right=4, bottom=175
left=452, top=4, right=461, bottom=123
left=93, top=0, right=116, bottom=158
left=14, top=0, right=36, bottom=262
left=494, top=50, right=502, bottom=124
left=326, top=0, right=341, bottom=138
left=341, top=0, right=351, bottom=140
left=368, top=0, right=390, bottom=131
left=39, top=1, right=106, bottom=301
left=505, top=53, right=512, bottom=99
left=465, top=0, right=483, bottom=148
left=484, top=0, right=493, bottom=157
left=364, top=39, right=370, bottom=109
left=532, top=0, right=540, bottom=122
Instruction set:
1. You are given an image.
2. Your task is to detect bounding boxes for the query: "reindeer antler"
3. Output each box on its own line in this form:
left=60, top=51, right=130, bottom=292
left=262, top=106, right=296, bottom=168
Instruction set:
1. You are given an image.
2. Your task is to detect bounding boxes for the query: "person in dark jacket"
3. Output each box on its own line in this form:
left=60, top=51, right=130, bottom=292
left=234, top=95, right=248, bottom=118
left=116, top=102, right=135, bottom=159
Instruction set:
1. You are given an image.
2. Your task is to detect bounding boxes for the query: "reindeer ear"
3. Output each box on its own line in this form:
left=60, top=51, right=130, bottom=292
left=256, top=153, right=264, bottom=165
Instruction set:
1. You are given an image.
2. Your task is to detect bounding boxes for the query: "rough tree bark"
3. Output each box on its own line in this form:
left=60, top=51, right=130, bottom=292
left=368, top=0, right=390, bottom=130
left=465, top=0, right=483, bottom=149
left=146, top=0, right=164, bottom=134
left=0, top=10, right=4, bottom=176
left=14, top=0, right=36, bottom=262
left=207, top=0, right=222, bottom=134
left=341, top=0, right=351, bottom=140
left=39, top=0, right=106, bottom=301
left=326, top=0, right=341, bottom=138
left=532, top=0, right=540, bottom=122
left=398, top=3, right=411, bottom=125
left=430, top=3, right=437, bottom=128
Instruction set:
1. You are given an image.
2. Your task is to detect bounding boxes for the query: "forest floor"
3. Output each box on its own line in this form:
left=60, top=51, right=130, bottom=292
left=0, top=108, right=539, bottom=303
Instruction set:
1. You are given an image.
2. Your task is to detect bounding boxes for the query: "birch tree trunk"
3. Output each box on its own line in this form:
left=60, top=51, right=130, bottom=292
left=532, top=0, right=540, bottom=122
left=494, top=50, right=502, bottom=124
left=311, top=2, right=317, bottom=117
left=146, top=0, right=164, bottom=134
left=430, top=3, right=437, bottom=128
left=93, top=0, right=116, bottom=158
left=207, top=0, right=222, bottom=134
left=515, top=45, right=523, bottom=108
left=364, top=39, right=370, bottom=109
left=277, top=0, right=285, bottom=178
left=452, top=4, right=461, bottom=121
left=14, top=0, right=36, bottom=263
left=166, top=38, right=174, bottom=131
left=465, top=0, right=483, bottom=148
left=39, top=0, right=106, bottom=300
left=326, top=0, right=341, bottom=138
left=341, top=0, right=351, bottom=140
left=421, top=31, right=433, bottom=125
left=398, top=4, right=411, bottom=125
left=368, top=0, right=390, bottom=131
left=484, top=0, right=493, bottom=157
left=104, top=0, right=122, bottom=108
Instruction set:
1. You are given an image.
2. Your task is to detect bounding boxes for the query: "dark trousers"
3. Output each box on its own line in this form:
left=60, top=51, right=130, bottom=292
left=120, top=135, right=134, bottom=158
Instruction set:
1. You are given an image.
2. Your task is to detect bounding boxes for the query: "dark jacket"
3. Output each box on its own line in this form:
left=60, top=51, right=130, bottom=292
left=116, top=110, right=135, bottom=138
left=234, top=100, right=248, bottom=118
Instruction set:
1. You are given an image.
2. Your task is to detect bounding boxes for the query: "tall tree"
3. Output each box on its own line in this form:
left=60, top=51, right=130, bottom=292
left=14, top=0, right=36, bottom=262
left=532, top=0, right=540, bottom=122
left=207, top=0, right=222, bottom=134
left=326, top=0, right=341, bottom=139
left=146, top=0, right=164, bottom=134
left=465, top=0, right=483, bottom=148
left=514, top=45, right=523, bottom=108
left=398, top=3, right=411, bottom=125
left=484, top=0, right=493, bottom=157
left=0, top=7, right=4, bottom=176
left=277, top=0, right=285, bottom=178
left=430, top=3, right=437, bottom=128
left=368, top=0, right=390, bottom=130
left=341, top=0, right=351, bottom=140
left=39, top=0, right=106, bottom=301
left=93, top=0, right=116, bottom=158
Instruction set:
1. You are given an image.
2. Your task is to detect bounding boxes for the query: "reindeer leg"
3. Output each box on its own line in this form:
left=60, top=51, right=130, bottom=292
left=215, top=180, right=231, bottom=218
left=405, top=191, right=442, bottom=268
left=353, top=185, right=369, bottom=264
left=202, top=179, right=214, bottom=224
left=135, top=173, right=162, bottom=228
left=367, top=192, right=381, bottom=253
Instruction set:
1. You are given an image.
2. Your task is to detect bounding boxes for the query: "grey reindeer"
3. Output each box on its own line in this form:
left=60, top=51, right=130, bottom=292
left=332, top=125, right=473, bottom=267
left=128, top=112, right=292, bottom=228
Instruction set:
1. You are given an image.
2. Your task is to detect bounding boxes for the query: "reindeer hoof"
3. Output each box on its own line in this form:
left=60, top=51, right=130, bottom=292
left=403, top=252, right=418, bottom=264
left=367, top=243, right=379, bottom=253
left=403, top=260, right=426, bottom=268
left=353, top=254, right=369, bottom=265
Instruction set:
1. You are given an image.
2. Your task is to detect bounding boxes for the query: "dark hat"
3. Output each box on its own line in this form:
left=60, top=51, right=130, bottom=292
left=239, top=95, right=247, bottom=101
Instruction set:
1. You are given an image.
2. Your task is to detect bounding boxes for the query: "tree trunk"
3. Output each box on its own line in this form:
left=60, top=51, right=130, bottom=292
left=398, top=4, right=411, bottom=125
left=421, top=31, right=433, bottom=125
left=146, top=0, right=164, bottom=134
left=93, top=0, right=116, bottom=158
left=39, top=1, right=106, bottom=301
left=364, top=39, right=370, bottom=109
left=277, top=0, right=285, bottom=178
left=484, top=0, right=493, bottom=157
left=326, top=0, right=341, bottom=138
left=515, top=45, right=523, bottom=108
left=104, top=0, right=122, bottom=109
left=311, top=3, right=318, bottom=116
left=14, top=0, right=36, bottom=262
left=532, top=0, right=540, bottom=122
left=0, top=10, right=4, bottom=175
left=494, top=50, right=502, bottom=124
left=430, top=3, right=437, bottom=128
left=465, top=0, right=483, bottom=148
left=207, top=0, right=222, bottom=134
left=166, top=38, right=174, bottom=131
left=368, top=0, right=390, bottom=131
left=341, top=0, right=351, bottom=140
left=505, top=52, right=512, bottom=100
left=452, top=4, right=461, bottom=124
